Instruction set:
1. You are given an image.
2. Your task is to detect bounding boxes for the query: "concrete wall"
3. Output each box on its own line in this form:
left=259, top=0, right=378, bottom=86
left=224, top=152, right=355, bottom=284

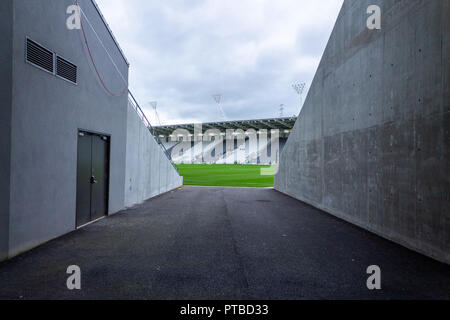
left=0, top=0, right=183, bottom=261
left=124, top=102, right=183, bottom=207
left=0, top=0, right=13, bottom=261
left=275, top=0, right=449, bottom=264
left=7, top=0, right=129, bottom=257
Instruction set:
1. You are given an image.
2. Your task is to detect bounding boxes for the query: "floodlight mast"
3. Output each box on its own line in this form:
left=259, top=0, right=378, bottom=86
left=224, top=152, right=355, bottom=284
left=150, top=101, right=161, bottom=126
left=212, top=94, right=227, bottom=121
left=292, top=82, right=306, bottom=110
left=279, top=104, right=285, bottom=118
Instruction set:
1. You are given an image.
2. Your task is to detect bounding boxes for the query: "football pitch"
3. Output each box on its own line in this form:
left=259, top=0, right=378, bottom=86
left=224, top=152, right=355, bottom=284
left=176, top=164, right=274, bottom=188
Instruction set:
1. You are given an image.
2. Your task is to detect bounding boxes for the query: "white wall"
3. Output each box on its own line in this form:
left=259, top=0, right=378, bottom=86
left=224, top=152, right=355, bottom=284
left=124, top=102, right=183, bottom=207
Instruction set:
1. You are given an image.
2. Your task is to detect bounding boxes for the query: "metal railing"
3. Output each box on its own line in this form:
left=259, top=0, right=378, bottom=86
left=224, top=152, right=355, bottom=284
left=128, top=90, right=179, bottom=173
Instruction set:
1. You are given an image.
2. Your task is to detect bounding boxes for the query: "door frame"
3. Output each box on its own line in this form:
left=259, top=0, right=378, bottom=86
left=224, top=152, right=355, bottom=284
left=75, top=129, right=111, bottom=229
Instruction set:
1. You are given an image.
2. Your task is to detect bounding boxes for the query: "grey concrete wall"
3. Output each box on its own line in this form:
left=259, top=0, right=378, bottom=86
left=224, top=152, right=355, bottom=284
left=275, top=0, right=449, bottom=264
left=0, top=0, right=13, bottom=261
left=124, top=102, right=183, bottom=208
left=8, top=0, right=129, bottom=257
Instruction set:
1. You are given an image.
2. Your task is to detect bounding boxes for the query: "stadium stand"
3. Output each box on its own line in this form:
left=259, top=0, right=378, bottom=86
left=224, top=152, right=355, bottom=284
left=156, top=117, right=295, bottom=165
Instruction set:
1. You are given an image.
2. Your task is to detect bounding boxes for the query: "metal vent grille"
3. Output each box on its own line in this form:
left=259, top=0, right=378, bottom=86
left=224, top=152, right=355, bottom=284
left=26, top=39, right=54, bottom=73
left=56, top=56, right=77, bottom=84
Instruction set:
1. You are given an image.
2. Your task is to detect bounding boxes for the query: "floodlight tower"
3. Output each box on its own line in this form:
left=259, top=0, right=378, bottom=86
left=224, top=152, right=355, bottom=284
left=279, top=104, right=285, bottom=118
left=212, top=94, right=227, bottom=121
left=149, top=101, right=161, bottom=126
left=292, top=82, right=306, bottom=110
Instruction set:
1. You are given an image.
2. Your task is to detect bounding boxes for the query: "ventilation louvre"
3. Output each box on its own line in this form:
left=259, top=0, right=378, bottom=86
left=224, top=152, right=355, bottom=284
left=56, top=56, right=77, bottom=84
left=26, top=39, right=54, bottom=74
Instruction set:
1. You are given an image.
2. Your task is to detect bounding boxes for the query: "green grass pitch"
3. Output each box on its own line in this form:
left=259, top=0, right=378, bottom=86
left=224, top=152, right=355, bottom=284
left=176, top=164, right=274, bottom=188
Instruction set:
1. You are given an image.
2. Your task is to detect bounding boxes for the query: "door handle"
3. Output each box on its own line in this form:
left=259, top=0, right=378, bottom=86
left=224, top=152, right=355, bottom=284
left=90, top=176, right=98, bottom=184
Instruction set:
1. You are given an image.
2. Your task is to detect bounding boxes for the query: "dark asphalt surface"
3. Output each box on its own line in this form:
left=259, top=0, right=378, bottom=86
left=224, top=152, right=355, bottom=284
left=0, top=186, right=449, bottom=300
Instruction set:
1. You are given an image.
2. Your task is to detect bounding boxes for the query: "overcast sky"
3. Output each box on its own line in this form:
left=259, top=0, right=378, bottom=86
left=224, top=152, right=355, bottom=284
left=95, top=0, right=343, bottom=125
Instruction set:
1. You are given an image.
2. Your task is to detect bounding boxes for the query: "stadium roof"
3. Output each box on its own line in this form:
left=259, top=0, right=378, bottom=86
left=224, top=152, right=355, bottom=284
left=153, top=117, right=297, bottom=137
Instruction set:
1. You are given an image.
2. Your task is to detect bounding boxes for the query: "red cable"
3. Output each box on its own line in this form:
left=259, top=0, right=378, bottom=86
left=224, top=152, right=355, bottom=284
left=75, top=0, right=129, bottom=97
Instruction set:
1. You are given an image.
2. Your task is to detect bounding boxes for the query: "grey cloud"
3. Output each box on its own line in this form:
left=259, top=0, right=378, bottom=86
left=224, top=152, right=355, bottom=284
left=96, top=0, right=343, bottom=124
